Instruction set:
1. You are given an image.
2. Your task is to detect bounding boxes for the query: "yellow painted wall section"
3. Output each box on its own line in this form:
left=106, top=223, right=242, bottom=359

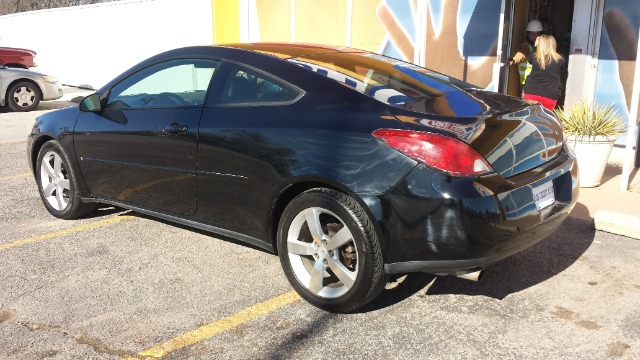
left=256, top=0, right=291, bottom=42
left=213, top=0, right=240, bottom=44
left=295, top=0, right=346, bottom=45
left=351, top=0, right=385, bottom=52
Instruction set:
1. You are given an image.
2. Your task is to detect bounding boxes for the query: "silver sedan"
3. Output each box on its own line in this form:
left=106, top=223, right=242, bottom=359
left=0, top=66, right=63, bottom=112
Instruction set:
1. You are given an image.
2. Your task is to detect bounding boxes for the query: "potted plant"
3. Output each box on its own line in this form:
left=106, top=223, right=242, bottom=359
left=554, top=100, right=626, bottom=187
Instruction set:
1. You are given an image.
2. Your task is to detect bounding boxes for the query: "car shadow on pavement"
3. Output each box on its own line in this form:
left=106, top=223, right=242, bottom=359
left=91, top=208, right=595, bottom=312
left=126, top=211, right=275, bottom=255
left=359, top=216, right=596, bottom=312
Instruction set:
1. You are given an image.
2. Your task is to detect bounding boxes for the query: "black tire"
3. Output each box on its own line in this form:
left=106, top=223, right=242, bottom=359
left=277, top=188, right=388, bottom=313
left=7, top=81, right=41, bottom=112
left=35, top=141, right=96, bottom=219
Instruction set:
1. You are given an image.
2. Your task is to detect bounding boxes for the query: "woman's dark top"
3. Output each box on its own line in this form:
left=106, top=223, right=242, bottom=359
left=523, top=51, right=566, bottom=100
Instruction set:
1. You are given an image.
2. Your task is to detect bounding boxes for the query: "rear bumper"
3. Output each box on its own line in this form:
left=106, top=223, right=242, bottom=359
left=368, top=146, right=579, bottom=275
left=384, top=211, right=569, bottom=274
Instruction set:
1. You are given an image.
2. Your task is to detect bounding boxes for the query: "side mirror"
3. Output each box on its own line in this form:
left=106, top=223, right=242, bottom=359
left=79, top=93, right=102, bottom=112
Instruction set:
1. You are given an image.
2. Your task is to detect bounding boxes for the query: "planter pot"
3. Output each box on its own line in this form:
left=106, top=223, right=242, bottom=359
left=566, top=134, right=618, bottom=187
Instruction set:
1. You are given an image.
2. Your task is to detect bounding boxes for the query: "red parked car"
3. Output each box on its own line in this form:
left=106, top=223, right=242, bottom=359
left=0, top=47, right=36, bottom=68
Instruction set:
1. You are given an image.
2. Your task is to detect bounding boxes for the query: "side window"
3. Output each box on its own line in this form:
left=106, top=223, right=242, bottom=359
left=107, top=59, right=220, bottom=108
left=219, top=64, right=300, bottom=104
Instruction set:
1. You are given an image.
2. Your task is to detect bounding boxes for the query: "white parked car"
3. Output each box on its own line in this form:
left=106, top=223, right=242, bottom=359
left=0, top=66, right=63, bottom=111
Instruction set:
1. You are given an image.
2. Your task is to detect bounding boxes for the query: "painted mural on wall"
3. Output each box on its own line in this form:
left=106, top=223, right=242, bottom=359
left=594, top=0, right=640, bottom=143
left=250, top=0, right=501, bottom=90
left=375, top=0, right=501, bottom=89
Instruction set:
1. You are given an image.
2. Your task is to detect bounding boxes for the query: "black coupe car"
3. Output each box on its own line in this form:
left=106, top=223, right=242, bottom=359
left=27, top=43, right=578, bottom=312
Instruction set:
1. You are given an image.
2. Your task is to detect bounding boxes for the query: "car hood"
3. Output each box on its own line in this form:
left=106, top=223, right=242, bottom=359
left=389, top=92, right=564, bottom=178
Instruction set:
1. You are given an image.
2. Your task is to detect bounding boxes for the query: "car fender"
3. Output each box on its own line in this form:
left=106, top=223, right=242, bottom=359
left=27, top=106, right=90, bottom=196
left=267, top=171, right=406, bottom=259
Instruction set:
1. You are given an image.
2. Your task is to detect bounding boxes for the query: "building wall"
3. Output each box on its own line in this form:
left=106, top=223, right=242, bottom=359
left=294, top=0, right=347, bottom=45
left=245, top=0, right=502, bottom=89
left=351, top=0, right=386, bottom=51
left=424, top=0, right=501, bottom=87
left=2, top=0, right=636, bottom=137
left=0, top=0, right=213, bottom=89
left=254, top=0, right=290, bottom=43
left=0, top=0, right=501, bottom=90
left=214, top=0, right=240, bottom=44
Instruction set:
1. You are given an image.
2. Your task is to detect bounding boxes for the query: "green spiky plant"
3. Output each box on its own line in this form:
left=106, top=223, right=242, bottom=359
left=554, top=99, right=626, bottom=140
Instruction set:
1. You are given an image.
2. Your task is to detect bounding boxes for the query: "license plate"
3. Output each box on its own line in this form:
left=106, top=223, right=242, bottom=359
left=532, top=181, right=555, bottom=210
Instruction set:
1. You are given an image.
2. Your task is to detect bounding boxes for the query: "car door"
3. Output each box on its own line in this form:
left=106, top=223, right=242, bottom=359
left=74, top=58, right=220, bottom=215
left=195, top=62, right=304, bottom=237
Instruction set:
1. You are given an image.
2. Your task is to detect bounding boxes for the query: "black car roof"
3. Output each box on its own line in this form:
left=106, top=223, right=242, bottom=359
left=221, top=43, right=369, bottom=59
left=97, top=43, right=378, bottom=108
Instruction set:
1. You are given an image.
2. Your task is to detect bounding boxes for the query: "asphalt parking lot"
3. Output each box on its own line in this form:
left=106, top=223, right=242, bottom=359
left=0, top=86, right=90, bottom=143
left=1, top=100, right=639, bottom=359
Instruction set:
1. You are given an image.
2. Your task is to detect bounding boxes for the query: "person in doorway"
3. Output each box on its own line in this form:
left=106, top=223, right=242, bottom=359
left=523, top=34, right=566, bottom=110
left=509, top=19, right=544, bottom=91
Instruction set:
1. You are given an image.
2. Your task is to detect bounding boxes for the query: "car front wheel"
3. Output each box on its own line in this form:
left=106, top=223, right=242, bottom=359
left=8, top=81, right=41, bottom=112
left=277, top=188, right=387, bottom=313
left=36, top=141, right=96, bottom=219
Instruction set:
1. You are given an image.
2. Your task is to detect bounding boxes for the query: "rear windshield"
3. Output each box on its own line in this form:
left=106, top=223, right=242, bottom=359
left=286, top=52, right=482, bottom=116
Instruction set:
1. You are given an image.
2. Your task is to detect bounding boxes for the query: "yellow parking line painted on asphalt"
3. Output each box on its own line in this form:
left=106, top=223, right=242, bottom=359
left=0, top=172, right=31, bottom=182
left=126, top=291, right=301, bottom=359
left=0, top=215, right=134, bottom=251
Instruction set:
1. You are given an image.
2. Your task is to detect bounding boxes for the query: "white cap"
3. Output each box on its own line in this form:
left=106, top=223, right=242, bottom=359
left=527, top=19, right=543, bottom=32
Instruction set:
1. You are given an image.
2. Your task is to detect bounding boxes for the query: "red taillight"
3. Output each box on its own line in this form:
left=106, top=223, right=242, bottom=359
left=372, top=129, right=493, bottom=177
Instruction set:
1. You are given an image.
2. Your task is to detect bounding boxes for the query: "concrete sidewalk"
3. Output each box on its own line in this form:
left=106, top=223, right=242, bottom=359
left=569, top=146, right=640, bottom=239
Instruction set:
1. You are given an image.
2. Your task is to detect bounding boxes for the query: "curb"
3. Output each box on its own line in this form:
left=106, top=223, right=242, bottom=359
left=594, top=210, right=640, bottom=240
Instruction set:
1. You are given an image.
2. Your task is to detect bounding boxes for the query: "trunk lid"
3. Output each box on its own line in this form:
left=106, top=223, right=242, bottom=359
left=389, top=92, right=564, bottom=178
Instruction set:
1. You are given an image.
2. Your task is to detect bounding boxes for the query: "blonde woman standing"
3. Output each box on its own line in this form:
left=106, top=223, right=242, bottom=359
left=523, top=35, right=566, bottom=110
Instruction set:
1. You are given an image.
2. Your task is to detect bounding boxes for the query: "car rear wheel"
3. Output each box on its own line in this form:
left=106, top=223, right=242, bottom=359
left=36, top=141, right=96, bottom=219
left=8, top=81, right=41, bottom=112
left=277, top=188, right=387, bottom=313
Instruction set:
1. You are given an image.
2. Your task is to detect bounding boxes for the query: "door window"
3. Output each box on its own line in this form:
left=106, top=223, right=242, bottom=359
left=107, top=59, right=220, bottom=108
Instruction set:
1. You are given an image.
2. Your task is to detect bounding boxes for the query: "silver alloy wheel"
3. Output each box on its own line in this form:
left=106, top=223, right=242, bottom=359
left=286, top=207, right=359, bottom=298
left=39, top=150, right=71, bottom=211
left=12, top=85, right=36, bottom=108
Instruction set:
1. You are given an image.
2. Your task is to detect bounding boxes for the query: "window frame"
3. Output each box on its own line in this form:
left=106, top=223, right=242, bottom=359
left=206, top=60, right=305, bottom=107
left=105, top=58, right=222, bottom=109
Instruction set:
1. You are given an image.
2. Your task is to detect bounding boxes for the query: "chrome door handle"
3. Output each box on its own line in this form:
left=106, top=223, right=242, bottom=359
left=163, top=123, right=188, bottom=134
